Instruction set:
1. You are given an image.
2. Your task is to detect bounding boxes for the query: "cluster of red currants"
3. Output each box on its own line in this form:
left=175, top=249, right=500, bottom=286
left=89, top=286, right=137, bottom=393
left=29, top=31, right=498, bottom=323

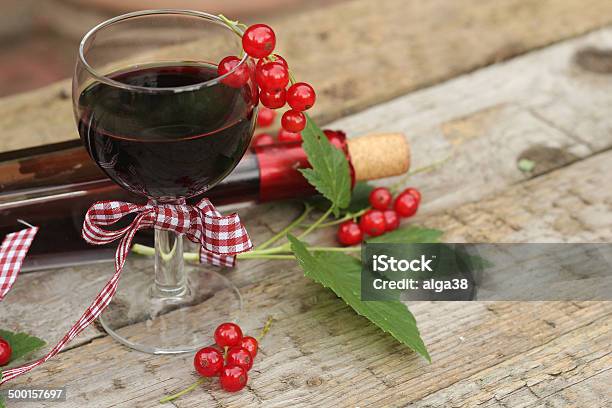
left=0, top=336, right=11, bottom=366
left=193, top=322, right=258, bottom=392
left=218, top=24, right=315, bottom=145
left=252, top=107, right=304, bottom=146
left=337, top=187, right=422, bottom=245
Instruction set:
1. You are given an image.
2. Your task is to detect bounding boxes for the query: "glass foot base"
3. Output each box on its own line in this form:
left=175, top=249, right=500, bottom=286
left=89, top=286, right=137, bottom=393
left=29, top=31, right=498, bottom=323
left=99, top=259, right=242, bottom=354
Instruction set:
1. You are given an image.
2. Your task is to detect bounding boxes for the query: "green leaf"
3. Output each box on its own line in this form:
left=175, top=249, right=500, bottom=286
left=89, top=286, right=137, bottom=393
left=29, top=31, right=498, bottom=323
left=345, top=182, right=374, bottom=213
left=367, top=226, right=444, bottom=244
left=288, top=235, right=431, bottom=361
left=299, top=114, right=351, bottom=216
left=307, top=181, right=374, bottom=215
left=0, top=329, right=46, bottom=363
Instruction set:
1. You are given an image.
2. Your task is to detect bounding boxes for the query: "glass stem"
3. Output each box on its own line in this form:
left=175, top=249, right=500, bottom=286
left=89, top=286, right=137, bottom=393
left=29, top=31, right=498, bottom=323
left=152, top=229, right=187, bottom=298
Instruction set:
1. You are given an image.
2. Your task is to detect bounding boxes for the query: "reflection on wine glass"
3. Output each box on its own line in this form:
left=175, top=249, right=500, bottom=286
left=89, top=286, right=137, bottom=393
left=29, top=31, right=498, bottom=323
left=73, top=10, right=257, bottom=353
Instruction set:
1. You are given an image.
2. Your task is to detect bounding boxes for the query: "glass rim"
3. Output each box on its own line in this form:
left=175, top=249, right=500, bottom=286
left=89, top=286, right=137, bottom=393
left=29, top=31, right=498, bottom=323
left=78, top=9, right=248, bottom=92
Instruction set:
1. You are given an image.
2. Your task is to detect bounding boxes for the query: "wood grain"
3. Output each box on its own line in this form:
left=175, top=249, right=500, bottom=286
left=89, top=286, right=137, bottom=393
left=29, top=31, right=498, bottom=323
left=6, top=24, right=612, bottom=354
left=4, top=0, right=612, bottom=151
left=2, top=26, right=612, bottom=406
left=4, top=149, right=612, bottom=407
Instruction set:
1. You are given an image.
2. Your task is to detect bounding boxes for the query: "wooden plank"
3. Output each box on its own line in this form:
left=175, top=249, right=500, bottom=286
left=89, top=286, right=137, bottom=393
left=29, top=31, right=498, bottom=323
left=5, top=138, right=612, bottom=406
left=4, top=0, right=612, bottom=151
left=405, top=311, right=611, bottom=408
left=3, top=24, right=612, bottom=386
left=6, top=24, right=612, bottom=353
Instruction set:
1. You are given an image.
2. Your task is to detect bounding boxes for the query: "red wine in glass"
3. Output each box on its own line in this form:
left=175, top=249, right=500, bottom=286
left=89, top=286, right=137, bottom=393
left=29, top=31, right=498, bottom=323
left=77, top=63, right=256, bottom=201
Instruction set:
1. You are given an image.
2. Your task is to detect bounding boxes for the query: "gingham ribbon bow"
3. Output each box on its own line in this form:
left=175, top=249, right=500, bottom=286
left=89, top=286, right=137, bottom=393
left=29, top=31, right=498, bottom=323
left=0, top=198, right=250, bottom=385
left=82, top=198, right=252, bottom=269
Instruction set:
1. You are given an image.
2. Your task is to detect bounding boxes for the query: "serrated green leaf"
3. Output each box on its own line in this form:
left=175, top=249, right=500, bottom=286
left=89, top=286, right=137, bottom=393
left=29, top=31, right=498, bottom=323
left=288, top=234, right=430, bottom=361
left=367, top=226, right=444, bottom=244
left=299, top=115, right=351, bottom=216
left=0, top=329, right=46, bottom=363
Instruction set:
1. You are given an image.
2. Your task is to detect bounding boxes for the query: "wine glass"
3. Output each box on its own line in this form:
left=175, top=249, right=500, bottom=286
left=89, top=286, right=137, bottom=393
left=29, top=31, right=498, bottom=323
left=73, top=10, right=257, bottom=353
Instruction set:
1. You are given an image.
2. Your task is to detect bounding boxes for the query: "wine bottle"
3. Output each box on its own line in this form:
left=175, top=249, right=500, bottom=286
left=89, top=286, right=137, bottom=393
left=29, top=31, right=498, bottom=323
left=0, top=131, right=410, bottom=270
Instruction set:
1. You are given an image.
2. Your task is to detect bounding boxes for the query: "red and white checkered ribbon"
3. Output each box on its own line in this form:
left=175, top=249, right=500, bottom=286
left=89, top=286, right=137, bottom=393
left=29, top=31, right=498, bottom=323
left=0, top=198, right=251, bottom=385
left=0, top=226, right=38, bottom=301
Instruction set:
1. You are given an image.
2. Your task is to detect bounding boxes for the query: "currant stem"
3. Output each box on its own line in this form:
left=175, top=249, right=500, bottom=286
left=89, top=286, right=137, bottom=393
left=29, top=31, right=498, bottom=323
left=389, top=153, right=453, bottom=194
left=257, top=316, right=274, bottom=342
left=298, top=207, right=334, bottom=239
left=159, top=377, right=206, bottom=404
left=258, top=203, right=312, bottom=250
left=218, top=14, right=244, bottom=37
left=306, top=208, right=369, bottom=229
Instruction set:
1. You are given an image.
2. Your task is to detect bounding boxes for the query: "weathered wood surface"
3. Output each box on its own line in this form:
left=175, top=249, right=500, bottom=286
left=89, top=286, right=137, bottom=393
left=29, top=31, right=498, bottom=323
left=6, top=21, right=612, bottom=354
left=2, top=22, right=612, bottom=406
left=5, top=0, right=612, bottom=151
left=4, top=152, right=612, bottom=408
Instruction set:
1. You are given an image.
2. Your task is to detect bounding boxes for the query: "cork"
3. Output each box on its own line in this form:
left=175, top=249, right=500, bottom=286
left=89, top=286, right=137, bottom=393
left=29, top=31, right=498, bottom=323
left=346, top=133, right=410, bottom=181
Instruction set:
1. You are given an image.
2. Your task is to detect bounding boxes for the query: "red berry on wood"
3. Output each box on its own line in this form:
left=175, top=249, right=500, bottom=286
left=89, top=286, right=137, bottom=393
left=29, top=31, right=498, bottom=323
left=369, top=187, right=393, bottom=210
left=214, top=322, right=243, bottom=347
left=217, top=56, right=249, bottom=88
left=257, top=106, right=276, bottom=127
left=337, top=220, right=363, bottom=246
left=260, top=88, right=286, bottom=109
left=281, top=110, right=306, bottom=133
left=193, top=346, right=224, bottom=377
left=359, top=209, right=386, bottom=237
left=242, top=24, right=276, bottom=58
left=253, top=133, right=275, bottom=147
left=257, top=54, right=287, bottom=70
left=286, top=82, right=316, bottom=111
left=403, top=187, right=421, bottom=204
left=256, top=61, right=289, bottom=92
left=219, top=365, right=248, bottom=392
left=0, top=338, right=12, bottom=366
left=383, top=210, right=400, bottom=231
left=239, top=336, right=259, bottom=359
left=278, top=128, right=302, bottom=142
left=394, top=192, right=419, bottom=218
left=226, top=346, right=254, bottom=371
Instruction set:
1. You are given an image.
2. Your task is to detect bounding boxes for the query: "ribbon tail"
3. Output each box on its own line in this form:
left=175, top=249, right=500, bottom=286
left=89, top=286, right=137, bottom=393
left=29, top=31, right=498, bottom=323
left=200, top=248, right=237, bottom=268
left=0, top=226, right=38, bottom=301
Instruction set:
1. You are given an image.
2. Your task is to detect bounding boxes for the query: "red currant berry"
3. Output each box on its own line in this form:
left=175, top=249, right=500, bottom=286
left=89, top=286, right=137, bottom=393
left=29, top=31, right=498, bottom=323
left=337, top=220, right=363, bottom=246
left=239, top=336, right=259, bottom=359
left=281, top=110, right=306, bottom=133
left=193, top=346, right=224, bottom=377
left=214, top=322, right=243, bottom=347
left=253, top=133, right=275, bottom=147
left=359, top=209, right=386, bottom=237
left=257, top=106, right=276, bottom=127
left=257, top=54, right=287, bottom=70
left=278, top=128, right=302, bottom=142
left=369, top=187, right=393, bottom=210
left=286, top=82, right=316, bottom=111
left=217, top=56, right=249, bottom=88
left=256, top=61, right=289, bottom=92
left=383, top=210, right=400, bottom=231
left=260, top=88, right=286, bottom=109
left=403, top=187, right=421, bottom=204
left=394, top=192, right=419, bottom=218
left=242, top=24, right=276, bottom=58
left=219, top=365, right=248, bottom=392
left=0, top=338, right=12, bottom=366
left=226, top=346, right=254, bottom=371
